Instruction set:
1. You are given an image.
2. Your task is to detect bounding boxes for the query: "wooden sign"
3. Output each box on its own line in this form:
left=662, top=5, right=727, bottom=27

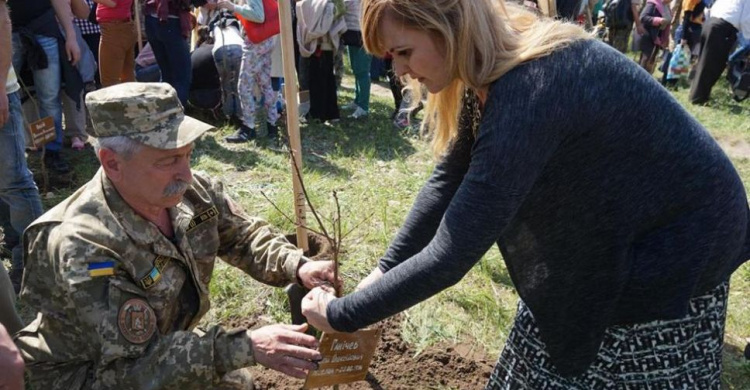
left=28, top=116, right=56, bottom=148
left=303, top=328, right=382, bottom=389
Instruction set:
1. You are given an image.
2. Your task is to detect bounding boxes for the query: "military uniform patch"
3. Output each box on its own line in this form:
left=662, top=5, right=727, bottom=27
left=118, top=299, right=157, bottom=344
left=139, top=255, right=170, bottom=289
left=187, top=206, right=219, bottom=232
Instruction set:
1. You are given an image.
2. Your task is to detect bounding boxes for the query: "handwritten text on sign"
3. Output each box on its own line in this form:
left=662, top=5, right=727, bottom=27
left=28, top=117, right=56, bottom=148
left=303, top=328, right=382, bottom=389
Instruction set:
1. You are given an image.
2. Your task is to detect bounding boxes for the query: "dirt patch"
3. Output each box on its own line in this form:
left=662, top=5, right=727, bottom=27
left=285, top=232, right=334, bottom=260
left=242, top=315, right=494, bottom=390
left=716, top=137, right=750, bottom=159
left=237, top=232, right=493, bottom=389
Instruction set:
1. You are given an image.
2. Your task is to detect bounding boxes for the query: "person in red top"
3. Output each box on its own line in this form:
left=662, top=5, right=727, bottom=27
left=94, top=0, right=136, bottom=86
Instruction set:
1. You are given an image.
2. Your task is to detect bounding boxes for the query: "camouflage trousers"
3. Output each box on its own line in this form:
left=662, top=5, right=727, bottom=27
left=23, top=365, right=254, bottom=389
left=216, top=368, right=254, bottom=390
left=22, top=328, right=255, bottom=390
left=607, top=25, right=633, bottom=54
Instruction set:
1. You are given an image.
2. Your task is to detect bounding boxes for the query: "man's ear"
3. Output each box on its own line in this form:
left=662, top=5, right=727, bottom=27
left=99, top=148, right=124, bottom=182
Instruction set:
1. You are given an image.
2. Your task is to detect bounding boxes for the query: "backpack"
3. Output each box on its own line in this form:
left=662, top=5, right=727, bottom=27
left=236, top=0, right=280, bottom=44
left=604, top=0, right=634, bottom=29
left=727, top=56, right=750, bottom=102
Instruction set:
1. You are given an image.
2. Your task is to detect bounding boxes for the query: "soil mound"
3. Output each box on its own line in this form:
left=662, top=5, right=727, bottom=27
left=244, top=315, right=494, bottom=390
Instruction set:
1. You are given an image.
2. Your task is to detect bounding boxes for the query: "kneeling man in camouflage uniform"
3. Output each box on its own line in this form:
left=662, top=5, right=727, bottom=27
left=15, top=83, right=335, bottom=389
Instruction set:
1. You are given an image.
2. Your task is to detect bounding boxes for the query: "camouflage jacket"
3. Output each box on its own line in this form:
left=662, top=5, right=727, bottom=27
left=16, top=169, right=307, bottom=389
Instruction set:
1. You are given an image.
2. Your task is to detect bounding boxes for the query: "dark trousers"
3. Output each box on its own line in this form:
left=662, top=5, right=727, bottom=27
left=384, top=57, right=402, bottom=113
left=145, top=16, right=192, bottom=105
left=308, top=50, right=339, bottom=121
left=689, top=17, right=738, bottom=104
left=82, top=33, right=100, bottom=84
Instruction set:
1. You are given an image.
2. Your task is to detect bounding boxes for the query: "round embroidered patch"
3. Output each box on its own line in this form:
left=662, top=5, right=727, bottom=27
left=117, top=298, right=156, bottom=344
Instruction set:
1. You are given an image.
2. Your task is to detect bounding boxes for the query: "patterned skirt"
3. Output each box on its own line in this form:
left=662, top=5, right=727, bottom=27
left=486, top=282, right=729, bottom=390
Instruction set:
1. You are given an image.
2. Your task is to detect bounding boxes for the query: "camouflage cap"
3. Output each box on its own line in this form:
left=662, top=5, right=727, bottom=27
left=85, top=82, right=214, bottom=149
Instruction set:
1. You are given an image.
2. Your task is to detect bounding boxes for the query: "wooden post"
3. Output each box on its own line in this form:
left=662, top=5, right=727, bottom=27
left=134, top=0, right=143, bottom=51
left=278, top=0, right=308, bottom=251
left=538, top=0, right=557, bottom=18
left=190, top=8, right=199, bottom=51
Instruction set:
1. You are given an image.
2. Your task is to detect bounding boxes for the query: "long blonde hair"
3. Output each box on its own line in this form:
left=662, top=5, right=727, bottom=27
left=361, top=0, right=591, bottom=156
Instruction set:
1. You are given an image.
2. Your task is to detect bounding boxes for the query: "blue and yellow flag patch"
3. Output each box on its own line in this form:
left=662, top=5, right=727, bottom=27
left=88, top=261, right=115, bottom=277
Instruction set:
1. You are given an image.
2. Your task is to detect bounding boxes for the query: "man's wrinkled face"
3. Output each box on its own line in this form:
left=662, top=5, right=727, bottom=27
left=118, top=143, right=194, bottom=209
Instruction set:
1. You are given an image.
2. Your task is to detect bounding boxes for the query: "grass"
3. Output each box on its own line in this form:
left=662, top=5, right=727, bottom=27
left=11, top=59, right=750, bottom=388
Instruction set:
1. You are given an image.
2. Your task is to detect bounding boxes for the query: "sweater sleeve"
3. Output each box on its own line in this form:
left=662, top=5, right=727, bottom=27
left=328, top=64, right=569, bottom=332
left=640, top=3, right=661, bottom=27
left=377, top=97, right=478, bottom=273
left=234, top=0, right=264, bottom=23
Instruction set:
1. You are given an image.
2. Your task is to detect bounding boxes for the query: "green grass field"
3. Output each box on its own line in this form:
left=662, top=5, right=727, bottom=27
left=14, top=65, right=750, bottom=388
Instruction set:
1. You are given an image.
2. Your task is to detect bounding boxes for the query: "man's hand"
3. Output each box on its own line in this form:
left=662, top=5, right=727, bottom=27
left=301, top=286, right=338, bottom=334
left=0, top=324, right=24, bottom=390
left=0, top=88, right=8, bottom=127
left=636, top=23, right=646, bottom=36
left=355, top=267, right=383, bottom=291
left=297, top=260, right=342, bottom=290
left=65, top=37, right=80, bottom=66
left=250, top=323, right=322, bottom=378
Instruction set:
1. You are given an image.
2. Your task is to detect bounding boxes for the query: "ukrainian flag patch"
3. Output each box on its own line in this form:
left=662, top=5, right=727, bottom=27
left=88, top=261, right=115, bottom=277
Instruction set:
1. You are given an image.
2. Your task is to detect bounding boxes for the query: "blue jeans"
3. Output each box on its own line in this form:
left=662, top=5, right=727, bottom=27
left=0, top=92, right=44, bottom=270
left=11, top=33, right=64, bottom=152
left=145, top=16, right=192, bottom=105
left=135, top=63, right=162, bottom=83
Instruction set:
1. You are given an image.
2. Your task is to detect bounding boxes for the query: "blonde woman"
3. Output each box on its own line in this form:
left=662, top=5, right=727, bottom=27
left=301, top=0, right=750, bottom=388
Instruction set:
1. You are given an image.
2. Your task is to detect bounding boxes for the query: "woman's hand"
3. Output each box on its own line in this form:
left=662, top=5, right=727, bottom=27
left=355, top=267, right=383, bottom=291
left=302, top=286, right=338, bottom=333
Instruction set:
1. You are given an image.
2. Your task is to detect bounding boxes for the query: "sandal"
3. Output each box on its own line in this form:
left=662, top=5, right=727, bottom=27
left=71, top=136, right=85, bottom=150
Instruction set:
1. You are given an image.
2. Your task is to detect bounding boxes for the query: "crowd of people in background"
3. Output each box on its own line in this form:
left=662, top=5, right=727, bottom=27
left=597, top=0, right=749, bottom=102
left=5, top=0, right=418, bottom=172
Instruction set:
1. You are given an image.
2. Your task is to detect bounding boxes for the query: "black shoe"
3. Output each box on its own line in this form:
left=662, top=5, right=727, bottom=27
left=44, top=150, right=71, bottom=174
left=225, top=125, right=256, bottom=143
left=745, top=343, right=750, bottom=360
left=9, top=268, right=23, bottom=295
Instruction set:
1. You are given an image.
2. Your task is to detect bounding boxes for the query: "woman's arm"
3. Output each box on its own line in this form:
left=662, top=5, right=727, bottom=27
left=640, top=2, right=665, bottom=28
left=220, top=0, right=264, bottom=22
left=378, top=98, right=478, bottom=273
left=70, top=0, right=90, bottom=19
left=92, top=0, right=116, bottom=8
left=326, top=72, right=568, bottom=332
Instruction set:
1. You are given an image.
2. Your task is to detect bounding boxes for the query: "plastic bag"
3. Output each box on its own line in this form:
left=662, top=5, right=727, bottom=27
left=666, top=43, right=690, bottom=81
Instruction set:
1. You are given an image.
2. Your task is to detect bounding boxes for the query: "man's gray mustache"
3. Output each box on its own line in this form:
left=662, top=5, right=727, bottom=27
left=163, top=180, right=191, bottom=197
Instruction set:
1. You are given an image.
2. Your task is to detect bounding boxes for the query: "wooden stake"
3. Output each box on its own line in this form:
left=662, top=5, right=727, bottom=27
left=134, top=0, right=143, bottom=51
left=538, top=0, right=557, bottom=18
left=190, top=8, right=199, bottom=51
left=278, top=0, right=308, bottom=252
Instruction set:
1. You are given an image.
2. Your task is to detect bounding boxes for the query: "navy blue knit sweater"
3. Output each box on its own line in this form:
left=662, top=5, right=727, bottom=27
left=327, top=39, right=750, bottom=376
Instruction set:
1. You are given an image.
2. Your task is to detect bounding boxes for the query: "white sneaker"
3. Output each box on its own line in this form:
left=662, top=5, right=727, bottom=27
left=349, top=106, right=368, bottom=119
left=342, top=101, right=358, bottom=110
